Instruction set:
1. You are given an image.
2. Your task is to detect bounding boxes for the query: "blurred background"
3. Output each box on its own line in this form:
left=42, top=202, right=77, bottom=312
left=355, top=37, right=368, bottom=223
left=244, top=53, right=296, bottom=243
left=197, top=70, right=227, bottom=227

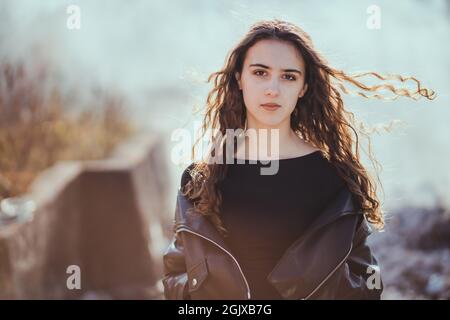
left=0, top=0, right=449, bottom=299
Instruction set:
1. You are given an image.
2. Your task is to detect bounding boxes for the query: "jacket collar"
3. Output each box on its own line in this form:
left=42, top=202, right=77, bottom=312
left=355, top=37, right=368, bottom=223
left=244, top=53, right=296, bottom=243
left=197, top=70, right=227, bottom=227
left=175, top=189, right=232, bottom=252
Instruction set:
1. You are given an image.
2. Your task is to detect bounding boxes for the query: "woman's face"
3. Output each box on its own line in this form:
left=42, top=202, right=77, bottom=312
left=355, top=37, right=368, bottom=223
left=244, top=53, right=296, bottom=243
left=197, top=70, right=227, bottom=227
left=236, top=39, right=308, bottom=129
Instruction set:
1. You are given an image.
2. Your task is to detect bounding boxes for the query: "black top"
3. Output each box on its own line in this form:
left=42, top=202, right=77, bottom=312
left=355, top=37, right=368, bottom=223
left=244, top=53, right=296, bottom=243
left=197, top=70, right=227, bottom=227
left=181, top=150, right=347, bottom=300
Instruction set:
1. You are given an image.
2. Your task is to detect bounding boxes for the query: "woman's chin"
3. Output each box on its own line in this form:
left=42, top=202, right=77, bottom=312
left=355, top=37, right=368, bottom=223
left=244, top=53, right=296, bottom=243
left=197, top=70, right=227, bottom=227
left=250, top=118, right=287, bottom=129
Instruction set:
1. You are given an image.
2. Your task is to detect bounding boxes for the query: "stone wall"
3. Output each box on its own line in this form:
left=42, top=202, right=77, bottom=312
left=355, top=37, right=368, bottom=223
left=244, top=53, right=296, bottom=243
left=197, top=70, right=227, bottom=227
left=0, top=134, right=170, bottom=299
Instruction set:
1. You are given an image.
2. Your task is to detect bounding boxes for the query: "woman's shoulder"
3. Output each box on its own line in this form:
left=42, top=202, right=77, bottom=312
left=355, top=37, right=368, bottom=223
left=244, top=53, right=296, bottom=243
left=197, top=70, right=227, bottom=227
left=180, top=163, right=196, bottom=189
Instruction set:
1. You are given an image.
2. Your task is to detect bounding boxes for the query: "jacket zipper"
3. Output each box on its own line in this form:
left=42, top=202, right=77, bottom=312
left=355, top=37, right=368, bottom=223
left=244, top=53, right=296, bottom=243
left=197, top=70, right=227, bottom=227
left=176, top=226, right=251, bottom=300
left=302, top=242, right=354, bottom=300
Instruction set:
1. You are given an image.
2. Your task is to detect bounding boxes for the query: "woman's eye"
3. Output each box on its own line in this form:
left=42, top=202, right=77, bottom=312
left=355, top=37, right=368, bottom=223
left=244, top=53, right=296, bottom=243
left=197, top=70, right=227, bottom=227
left=253, top=70, right=296, bottom=81
left=283, top=74, right=297, bottom=81
left=254, top=70, right=267, bottom=77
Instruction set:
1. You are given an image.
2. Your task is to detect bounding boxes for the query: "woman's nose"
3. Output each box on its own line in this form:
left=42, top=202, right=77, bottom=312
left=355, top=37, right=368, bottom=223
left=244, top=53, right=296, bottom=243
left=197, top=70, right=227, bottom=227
left=264, top=79, right=280, bottom=97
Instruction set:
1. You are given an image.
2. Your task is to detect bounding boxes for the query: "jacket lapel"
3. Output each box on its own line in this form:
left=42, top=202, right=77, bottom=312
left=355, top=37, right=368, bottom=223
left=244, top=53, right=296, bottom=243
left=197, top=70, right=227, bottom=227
left=175, top=189, right=232, bottom=252
left=303, top=186, right=360, bottom=234
left=267, top=187, right=362, bottom=299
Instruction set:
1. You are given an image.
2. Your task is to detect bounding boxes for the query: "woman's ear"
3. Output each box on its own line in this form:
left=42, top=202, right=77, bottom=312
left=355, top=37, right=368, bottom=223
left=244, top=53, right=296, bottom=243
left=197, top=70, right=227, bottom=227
left=299, top=83, right=308, bottom=98
left=235, top=72, right=242, bottom=90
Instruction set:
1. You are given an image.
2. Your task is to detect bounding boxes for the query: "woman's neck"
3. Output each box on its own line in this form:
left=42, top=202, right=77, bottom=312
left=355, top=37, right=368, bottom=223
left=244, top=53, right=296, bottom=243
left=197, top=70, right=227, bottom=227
left=235, top=125, right=308, bottom=160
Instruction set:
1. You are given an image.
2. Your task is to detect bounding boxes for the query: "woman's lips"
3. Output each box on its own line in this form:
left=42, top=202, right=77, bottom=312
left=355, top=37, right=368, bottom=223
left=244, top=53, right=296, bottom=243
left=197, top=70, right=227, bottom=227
left=260, top=103, right=281, bottom=111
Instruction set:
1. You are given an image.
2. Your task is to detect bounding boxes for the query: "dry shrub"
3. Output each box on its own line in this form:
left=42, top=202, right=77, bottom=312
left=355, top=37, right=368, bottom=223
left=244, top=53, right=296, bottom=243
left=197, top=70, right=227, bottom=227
left=0, top=62, right=134, bottom=200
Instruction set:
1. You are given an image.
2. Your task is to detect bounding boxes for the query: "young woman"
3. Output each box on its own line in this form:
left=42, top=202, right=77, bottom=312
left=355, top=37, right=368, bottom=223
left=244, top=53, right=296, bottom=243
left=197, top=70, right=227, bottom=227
left=162, top=19, right=434, bottom=300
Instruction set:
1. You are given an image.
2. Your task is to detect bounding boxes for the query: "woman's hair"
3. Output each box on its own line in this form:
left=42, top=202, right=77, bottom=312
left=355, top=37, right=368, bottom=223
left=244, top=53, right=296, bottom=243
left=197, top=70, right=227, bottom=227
left=181, top=19, right=435, bottom=237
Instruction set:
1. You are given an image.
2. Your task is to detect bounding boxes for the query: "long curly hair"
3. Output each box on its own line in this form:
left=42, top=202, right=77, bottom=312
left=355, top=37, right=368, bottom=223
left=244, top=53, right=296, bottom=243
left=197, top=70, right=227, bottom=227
left=181, top=19, right=435, bottom=238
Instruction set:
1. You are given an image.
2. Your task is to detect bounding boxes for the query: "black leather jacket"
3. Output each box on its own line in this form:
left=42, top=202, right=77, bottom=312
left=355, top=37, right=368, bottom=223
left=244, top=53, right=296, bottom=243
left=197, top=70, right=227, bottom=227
left=162, top=187, right=383, bottom=300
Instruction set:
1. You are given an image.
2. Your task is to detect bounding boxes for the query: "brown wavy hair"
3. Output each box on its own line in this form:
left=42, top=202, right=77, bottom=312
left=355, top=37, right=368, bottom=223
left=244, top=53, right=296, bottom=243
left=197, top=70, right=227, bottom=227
left=181, top=19, right=435, bottom=237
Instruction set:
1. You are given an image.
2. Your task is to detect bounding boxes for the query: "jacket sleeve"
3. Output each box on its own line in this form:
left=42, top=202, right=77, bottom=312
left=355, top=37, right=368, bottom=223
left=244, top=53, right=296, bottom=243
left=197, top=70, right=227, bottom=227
left=162, top=230, right=191, bottom=300
left=162, top=166, right=195, bottom=300
left=313, top=215, right=383, bottom=300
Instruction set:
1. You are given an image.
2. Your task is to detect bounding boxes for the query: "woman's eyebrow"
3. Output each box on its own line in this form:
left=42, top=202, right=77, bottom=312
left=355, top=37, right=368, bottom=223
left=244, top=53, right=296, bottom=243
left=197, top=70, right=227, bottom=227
left=249, top=63, right=302, bottom=75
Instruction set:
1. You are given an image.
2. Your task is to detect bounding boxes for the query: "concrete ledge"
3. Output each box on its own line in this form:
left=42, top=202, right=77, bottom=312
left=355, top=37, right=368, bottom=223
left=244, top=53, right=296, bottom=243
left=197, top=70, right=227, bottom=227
left=0, top=133, right=170, bottom=299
